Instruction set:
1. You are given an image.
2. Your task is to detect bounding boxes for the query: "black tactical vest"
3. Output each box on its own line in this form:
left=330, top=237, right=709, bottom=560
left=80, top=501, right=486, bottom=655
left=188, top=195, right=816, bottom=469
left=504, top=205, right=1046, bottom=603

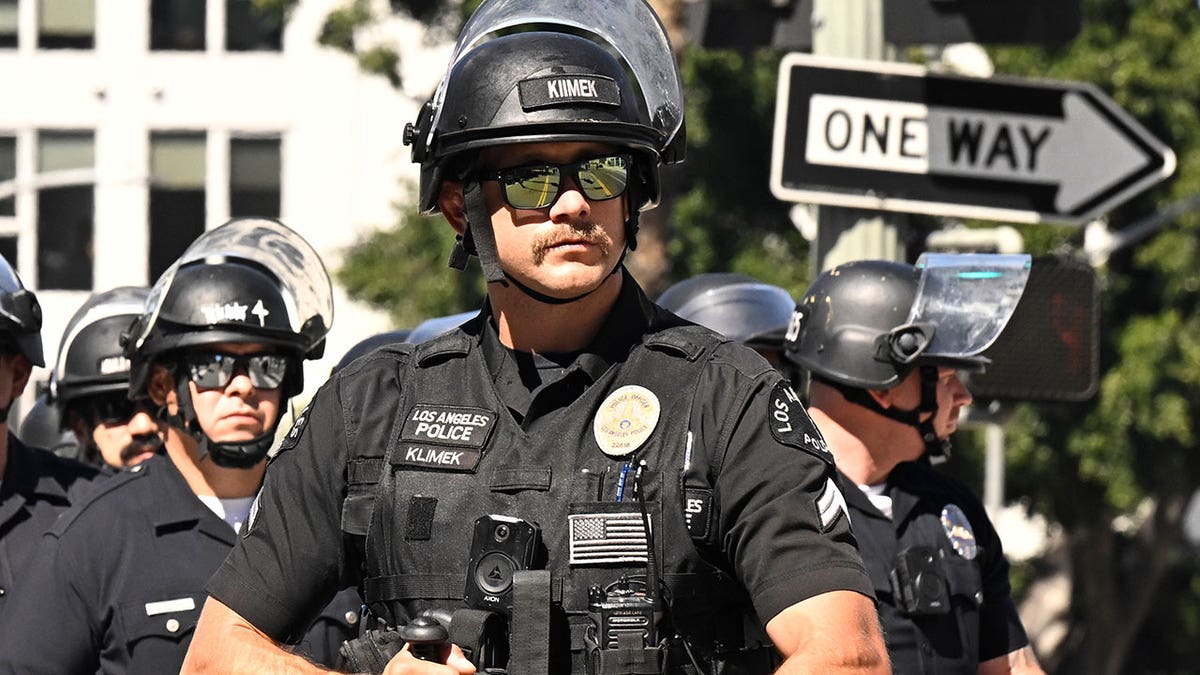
left=342, top=317, right=777, bottom=674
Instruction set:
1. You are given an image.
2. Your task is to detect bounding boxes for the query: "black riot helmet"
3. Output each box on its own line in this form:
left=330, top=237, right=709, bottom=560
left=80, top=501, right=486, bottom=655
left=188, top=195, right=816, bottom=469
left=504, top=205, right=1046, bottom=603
left=124, top=218, right=333, bottom=468
left=405, top=0, right=685, bottom=301
left=50, top=287, right=149, bottom=412
left=657, top=274, right=795, bottom=352
left=785, top=254, right=1030, bottom=459
left=0, top=254, right=44, bottom=368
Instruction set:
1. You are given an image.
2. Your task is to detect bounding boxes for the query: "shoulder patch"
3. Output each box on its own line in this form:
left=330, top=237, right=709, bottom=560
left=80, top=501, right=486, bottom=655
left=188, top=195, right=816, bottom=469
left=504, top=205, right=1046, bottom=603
left=277, top=399, right=313, bottom=454
left=768, top=380, right=834, bottom=467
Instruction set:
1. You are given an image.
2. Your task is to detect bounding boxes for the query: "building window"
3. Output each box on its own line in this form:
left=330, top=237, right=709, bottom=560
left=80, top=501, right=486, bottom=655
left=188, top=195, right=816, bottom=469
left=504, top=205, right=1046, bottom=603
left=0, top=235, right=16, bottom=267
left=39, top=0, right=95, bottom=49
left=0, top=135, right=14, bottom=216
left=149, top=132, right=206, bottom=281
left=226, top=0, right=282, bottom=51
left=37, top=131, right=94, bottom=290
left=151, top=0, right=206, bottom=51
left=230, top=136, right=280, bottom=218
left=0, top=0, right=17, bottom=48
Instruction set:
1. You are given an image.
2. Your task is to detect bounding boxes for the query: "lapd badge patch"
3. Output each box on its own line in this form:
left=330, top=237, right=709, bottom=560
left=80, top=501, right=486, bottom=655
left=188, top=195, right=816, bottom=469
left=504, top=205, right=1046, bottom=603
left=768, top=381, right=834, bottom=466
left=394, top=404, right=497, bottom=472
left=941, top=504, right=978, bottom=560
left=593, top=385, right=661, bottom=458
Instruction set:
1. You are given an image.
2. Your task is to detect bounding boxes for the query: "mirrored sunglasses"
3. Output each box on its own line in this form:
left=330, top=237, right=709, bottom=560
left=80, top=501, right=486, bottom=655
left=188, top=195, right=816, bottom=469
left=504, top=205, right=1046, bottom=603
left=477, top=154, right=632, bottom=210
left=183, top=352, right=290, bottom=390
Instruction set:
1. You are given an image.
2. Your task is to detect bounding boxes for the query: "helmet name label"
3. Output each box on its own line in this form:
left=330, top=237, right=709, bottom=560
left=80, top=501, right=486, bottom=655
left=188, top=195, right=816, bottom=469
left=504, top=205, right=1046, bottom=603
left=201, top=301, right=249, bottom=325
left=99, top=355, right=131, bottom=375
left=519, top=74, right=621, bottom=111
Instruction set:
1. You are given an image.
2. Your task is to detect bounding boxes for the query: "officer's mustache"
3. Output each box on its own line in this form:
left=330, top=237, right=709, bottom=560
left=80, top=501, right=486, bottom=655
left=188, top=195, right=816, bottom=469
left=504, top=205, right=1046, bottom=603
left=531, top=222, right=612, bottom=265
left=120, top=433, right=165, bottom=463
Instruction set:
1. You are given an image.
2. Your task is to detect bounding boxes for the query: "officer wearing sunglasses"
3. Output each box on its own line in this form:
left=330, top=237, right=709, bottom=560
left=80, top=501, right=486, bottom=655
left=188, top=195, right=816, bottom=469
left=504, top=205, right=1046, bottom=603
left=0, top=219, right=362, bottom=673
left=186, top=2, right=886, bottom=674
left=49, top=286, right=168, bottom=470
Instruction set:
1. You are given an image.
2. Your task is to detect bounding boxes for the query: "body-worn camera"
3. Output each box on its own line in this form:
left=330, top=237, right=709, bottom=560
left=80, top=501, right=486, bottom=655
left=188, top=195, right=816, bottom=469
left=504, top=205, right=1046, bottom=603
left=464, top=514, right=542, bottom=615
left=889, top=545, right=951, bottom=616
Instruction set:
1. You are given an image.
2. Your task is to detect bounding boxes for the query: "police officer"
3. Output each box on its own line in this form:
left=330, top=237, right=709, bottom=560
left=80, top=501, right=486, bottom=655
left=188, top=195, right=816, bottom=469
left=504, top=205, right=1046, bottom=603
left=0, top=218, right=357, bottom=672
left=656, top=273, right=797, bottom=369
left=185, top=2, right=887, bottom=673
left=49, top=286, right=168, bottom=470
left=784, top=255, right=1045, bottom=675
left=0, top=254, right=99, bottom=619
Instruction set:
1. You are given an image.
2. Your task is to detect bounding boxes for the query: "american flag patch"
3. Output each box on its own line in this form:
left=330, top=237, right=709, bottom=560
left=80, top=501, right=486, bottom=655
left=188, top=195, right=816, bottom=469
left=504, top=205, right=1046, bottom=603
left=568, top=512, right=650, bottom=565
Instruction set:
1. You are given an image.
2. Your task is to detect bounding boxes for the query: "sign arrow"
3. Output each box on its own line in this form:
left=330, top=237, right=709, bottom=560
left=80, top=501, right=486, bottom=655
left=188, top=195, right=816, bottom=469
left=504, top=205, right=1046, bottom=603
left=772, top=55, right=1176, bottom=225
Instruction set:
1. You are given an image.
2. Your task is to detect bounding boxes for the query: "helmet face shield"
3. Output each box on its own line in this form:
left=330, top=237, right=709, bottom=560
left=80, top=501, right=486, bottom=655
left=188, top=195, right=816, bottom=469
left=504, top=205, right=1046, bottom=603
left=427, top=0, right=685, bottom=164
left=131, top=218, right=333, bottom=359
left=909, top=253, right=1031, bottom=361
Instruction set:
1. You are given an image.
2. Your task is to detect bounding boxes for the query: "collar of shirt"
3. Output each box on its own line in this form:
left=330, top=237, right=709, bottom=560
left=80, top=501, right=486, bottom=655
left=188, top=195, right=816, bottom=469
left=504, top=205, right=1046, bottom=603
left=142, top=455, right=240, bottom=546
left=477, top=268, right=657, bottom=422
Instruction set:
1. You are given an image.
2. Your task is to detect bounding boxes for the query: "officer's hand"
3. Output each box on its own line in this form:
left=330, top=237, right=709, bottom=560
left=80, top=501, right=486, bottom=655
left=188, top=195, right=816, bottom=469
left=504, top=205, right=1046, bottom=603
left=382, top=643, right=476, bottom=674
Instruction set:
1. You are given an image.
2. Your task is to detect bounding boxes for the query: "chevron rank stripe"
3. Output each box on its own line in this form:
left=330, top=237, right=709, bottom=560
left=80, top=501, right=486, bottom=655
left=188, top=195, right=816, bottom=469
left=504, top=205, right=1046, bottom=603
left=816, top=476, right=849, bottom=531
left=568, top=512, right=649, bottom=565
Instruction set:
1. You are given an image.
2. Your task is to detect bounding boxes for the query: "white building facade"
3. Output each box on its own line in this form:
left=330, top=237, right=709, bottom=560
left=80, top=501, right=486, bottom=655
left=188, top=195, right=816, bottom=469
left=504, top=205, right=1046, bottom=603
left=0, top=0, right=451, bottom=419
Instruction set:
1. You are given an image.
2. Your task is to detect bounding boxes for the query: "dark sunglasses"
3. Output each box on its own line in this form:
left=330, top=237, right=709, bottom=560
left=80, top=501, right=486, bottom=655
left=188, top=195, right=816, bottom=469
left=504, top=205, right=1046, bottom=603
left=182, top=352, right=290, bottom=391
left=476, top=154, right=632, bottom=210
left=83, top=394, right=142, bottom=426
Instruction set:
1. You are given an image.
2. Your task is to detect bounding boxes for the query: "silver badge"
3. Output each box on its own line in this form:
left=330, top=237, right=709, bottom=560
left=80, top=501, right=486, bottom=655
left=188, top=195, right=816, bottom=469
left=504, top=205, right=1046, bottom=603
left=592, top=385, right=660, bottom=458
left=940, top=504, right=978, bottom=560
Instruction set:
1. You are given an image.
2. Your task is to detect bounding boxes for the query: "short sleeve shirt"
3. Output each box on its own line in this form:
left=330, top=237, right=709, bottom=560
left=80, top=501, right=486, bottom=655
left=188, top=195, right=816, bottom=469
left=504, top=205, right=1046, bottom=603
left=209, top=275, right=873, bottom=643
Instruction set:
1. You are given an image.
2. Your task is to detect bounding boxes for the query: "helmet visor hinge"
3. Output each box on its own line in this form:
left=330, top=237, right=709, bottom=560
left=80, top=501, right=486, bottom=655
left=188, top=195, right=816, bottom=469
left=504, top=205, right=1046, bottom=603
left=876, top=323, right=934, bottom=364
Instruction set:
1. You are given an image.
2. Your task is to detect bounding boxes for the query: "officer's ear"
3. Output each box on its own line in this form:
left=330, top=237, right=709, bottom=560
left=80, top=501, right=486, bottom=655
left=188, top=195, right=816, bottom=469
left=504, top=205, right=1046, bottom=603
left=439, top=180, right=468, bottom=235
left=5, top=354, right=32, bottom=398
left=147, top=364, right=175, bottom=408
left=867, top=387, right=893, bottom=409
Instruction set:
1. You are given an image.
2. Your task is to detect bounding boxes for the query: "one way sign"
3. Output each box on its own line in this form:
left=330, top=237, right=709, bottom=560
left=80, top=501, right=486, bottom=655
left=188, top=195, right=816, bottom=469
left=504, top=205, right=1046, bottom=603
left=770, top=54, right=1176, bottom=225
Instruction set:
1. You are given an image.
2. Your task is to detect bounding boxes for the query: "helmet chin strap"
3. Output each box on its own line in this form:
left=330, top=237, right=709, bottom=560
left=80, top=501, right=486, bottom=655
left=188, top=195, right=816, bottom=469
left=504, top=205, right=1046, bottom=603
left=448, top=180, right=632, bottom=306
left=166, top=373, right=278, bottom=469
left=831, top=366, right=952, bottom=464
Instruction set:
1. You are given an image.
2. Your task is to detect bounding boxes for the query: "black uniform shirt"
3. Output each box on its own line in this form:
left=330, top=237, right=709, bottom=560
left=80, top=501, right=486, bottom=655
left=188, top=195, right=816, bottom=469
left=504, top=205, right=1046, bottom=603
left=0, top=454, right=357, bottom=674
left=843, top=461, right=1029, bottom=674
left=0, top=433, right=100, bottom=618
left=209, top=274, right=873, bottom=646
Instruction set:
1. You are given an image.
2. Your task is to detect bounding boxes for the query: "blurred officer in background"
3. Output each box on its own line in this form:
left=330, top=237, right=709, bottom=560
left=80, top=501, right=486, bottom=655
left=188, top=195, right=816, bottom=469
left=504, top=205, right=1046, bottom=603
left=17, top=392, right=78, bottom=459
left=48, top=286, right=167, bottom=470
left=331, top=329, right=412, bottom=375
left=184, top=1, right=886, bottom=673
left=406, top=310, right=478, bottom=345
left=0, top=254, right=99, bottom=620
left=0, top=219, right=357, bottom=672
left=785, top=255, right=1045, bottom=675
left=657, top=272, right=797, bottom=370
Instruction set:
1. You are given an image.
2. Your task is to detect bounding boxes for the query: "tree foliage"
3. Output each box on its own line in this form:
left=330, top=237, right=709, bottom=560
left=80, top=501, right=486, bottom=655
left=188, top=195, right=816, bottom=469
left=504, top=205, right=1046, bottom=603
left=938, top=1, right=1200, bottom=672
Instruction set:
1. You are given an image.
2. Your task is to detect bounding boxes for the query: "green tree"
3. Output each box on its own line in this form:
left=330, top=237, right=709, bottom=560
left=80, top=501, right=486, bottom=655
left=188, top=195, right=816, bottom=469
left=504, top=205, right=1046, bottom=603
left=940, top=1, right=1200, bottom=672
